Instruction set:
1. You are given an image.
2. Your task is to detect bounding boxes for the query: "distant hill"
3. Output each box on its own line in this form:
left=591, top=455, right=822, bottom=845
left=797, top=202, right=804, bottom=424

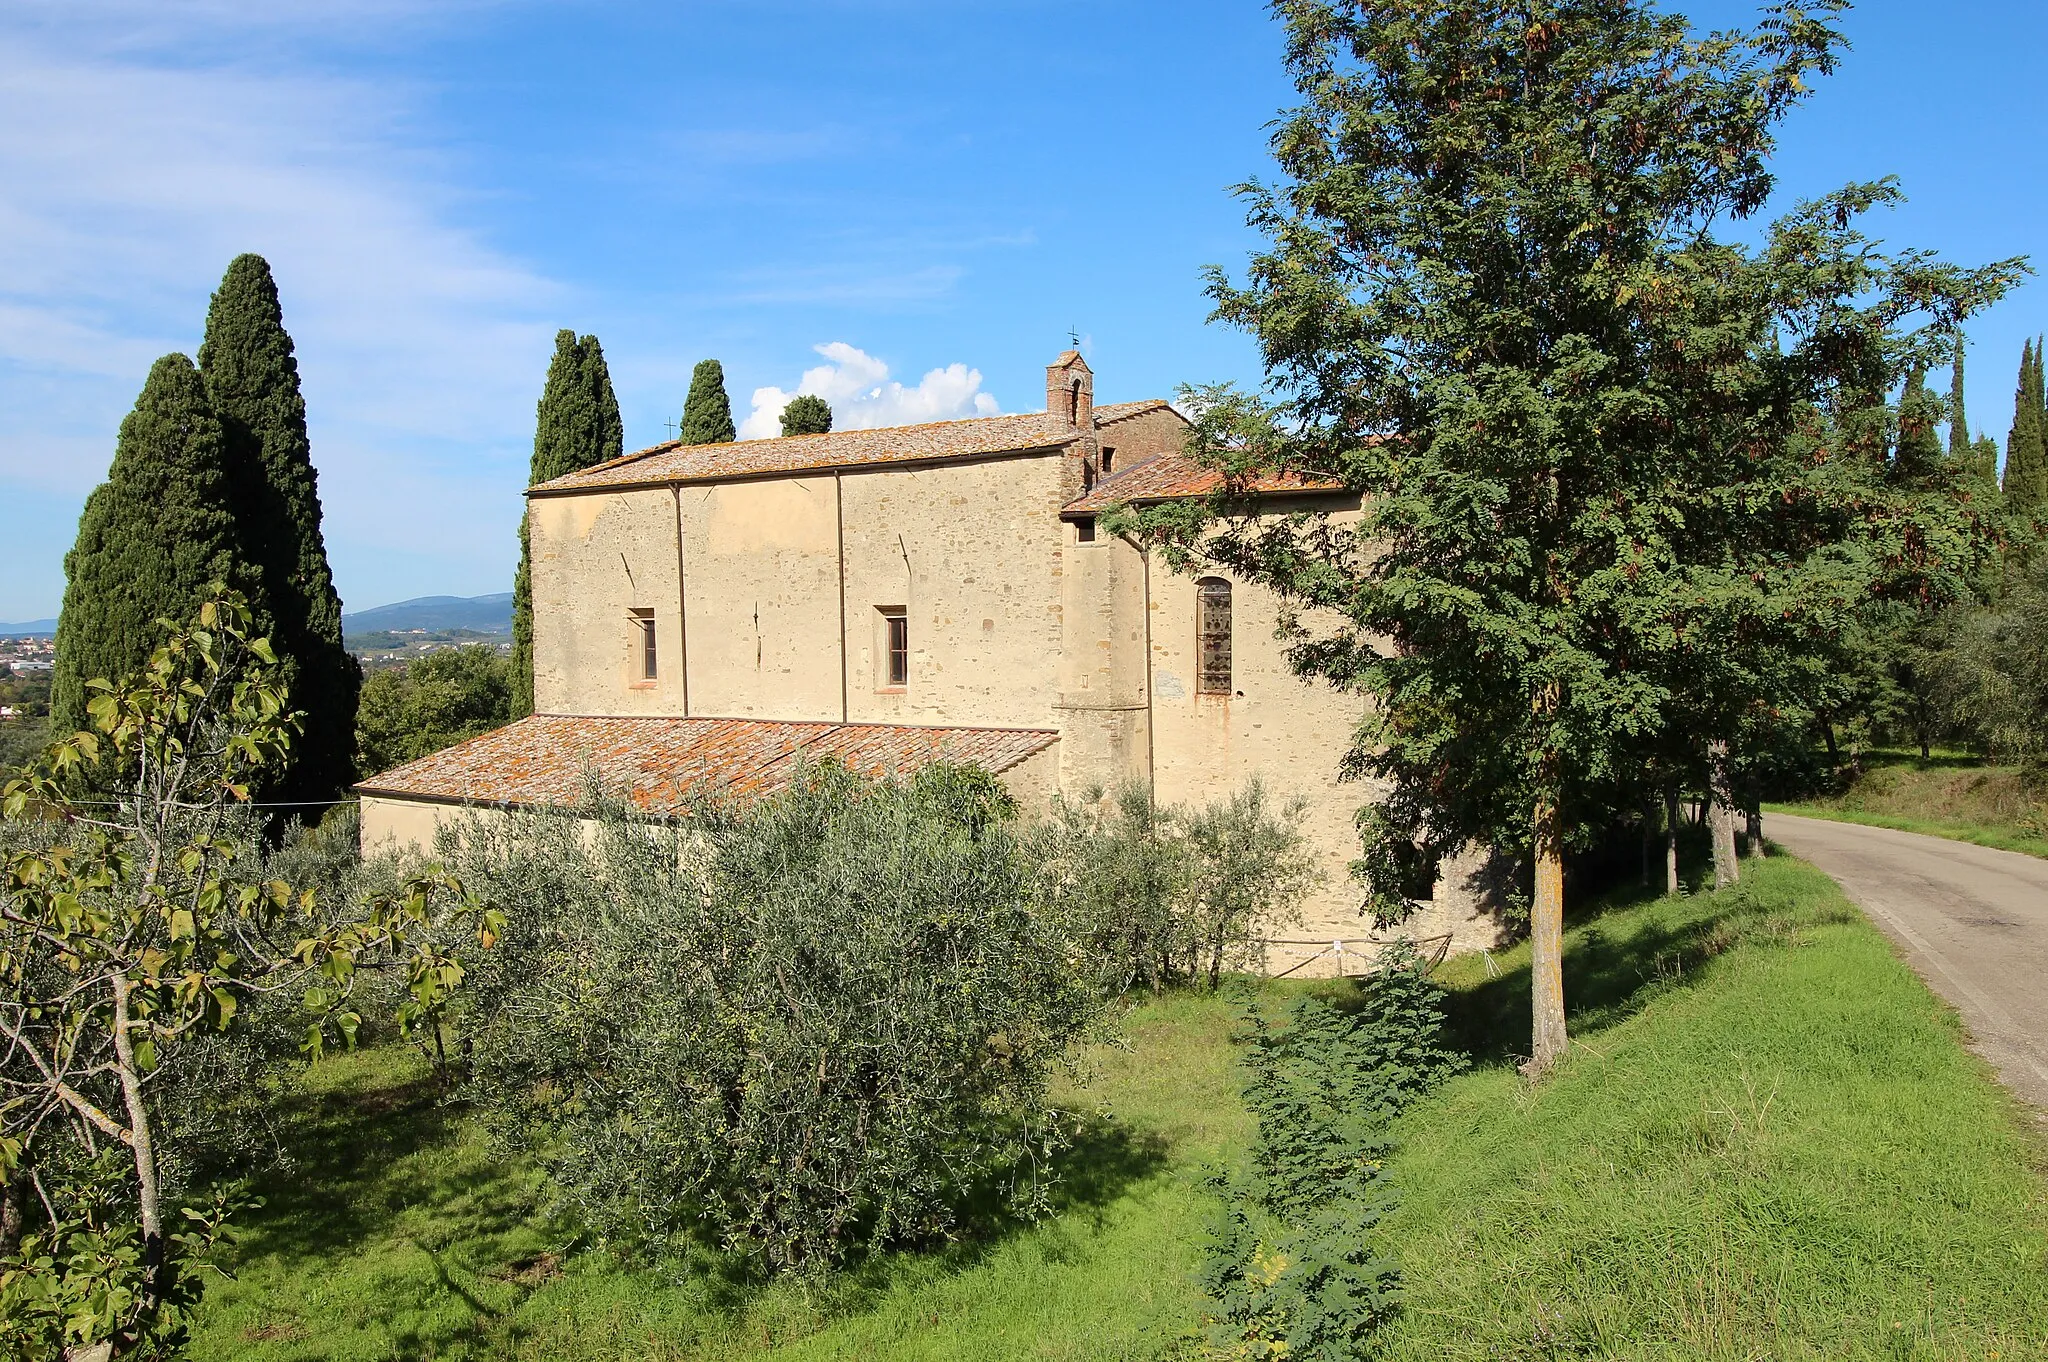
left=342, top=593, right=514, bottom=636
left=0, top=620, right=57, bottom=638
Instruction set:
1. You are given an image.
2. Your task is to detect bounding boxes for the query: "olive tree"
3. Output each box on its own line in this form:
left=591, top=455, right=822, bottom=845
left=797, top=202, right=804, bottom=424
left=448, top=762, right=1106, bottom=1274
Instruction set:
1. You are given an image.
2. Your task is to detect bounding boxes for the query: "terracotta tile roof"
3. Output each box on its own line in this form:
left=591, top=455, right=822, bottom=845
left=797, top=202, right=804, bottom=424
left=1094, top=399, right=1172, bottom=425
left=1061, top=453, right=1349, bottom=516
left=354, top=714, right=1059, bottom=814
left=528, top=400, right=1168, bottom=496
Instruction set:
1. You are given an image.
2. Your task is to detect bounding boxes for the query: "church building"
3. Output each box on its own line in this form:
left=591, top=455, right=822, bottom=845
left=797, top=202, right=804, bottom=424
left=356, top=352, right=1503, bottom=971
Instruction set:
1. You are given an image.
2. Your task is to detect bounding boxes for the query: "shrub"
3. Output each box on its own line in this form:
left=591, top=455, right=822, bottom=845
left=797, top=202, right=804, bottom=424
left=1197, top=942, right=1465, bottom=1360
left=1033, top=780, right=1318, bottom=992
left=354, top=644, right=513, bottom=775
left=448, top=761, right=1107, bottom=1273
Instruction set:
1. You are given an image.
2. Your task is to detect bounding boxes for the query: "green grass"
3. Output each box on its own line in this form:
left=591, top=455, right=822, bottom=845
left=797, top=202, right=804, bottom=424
left=187, top=993, right=1252, bottom=1361
left=1769, top=750, right=2048, bottom=860
left=1375, top=855, right=2048, bottom=1361
left=187, top=857, right=2048, bottom=1360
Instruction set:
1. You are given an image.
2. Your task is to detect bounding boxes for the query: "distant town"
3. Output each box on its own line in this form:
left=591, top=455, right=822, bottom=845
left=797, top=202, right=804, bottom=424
left=0, top=634, right=54, bottom=674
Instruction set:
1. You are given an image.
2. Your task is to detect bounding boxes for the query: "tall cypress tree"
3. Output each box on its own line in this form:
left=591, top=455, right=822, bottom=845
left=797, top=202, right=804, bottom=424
left=510, top=330, right=624, bottom=718
left=1972, top=435, right=2002, bottom=486
left=53, top=355, right=252, bottom=733
left=1949, top=349, right=1968, bottom=457
left=198, top=254, right=360, bottom=805
left=2006, top=340, right=2047, bottom=510
left=1898, top=367, right=1942, bottom=473
left=680, top=359, right=736, bottom=445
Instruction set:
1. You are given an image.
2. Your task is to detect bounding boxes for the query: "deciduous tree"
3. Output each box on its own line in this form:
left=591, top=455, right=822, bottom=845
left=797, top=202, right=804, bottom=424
left=1122, top=0, right=2017, bottom=1077
left=1, top=592, right=495, bottom=1358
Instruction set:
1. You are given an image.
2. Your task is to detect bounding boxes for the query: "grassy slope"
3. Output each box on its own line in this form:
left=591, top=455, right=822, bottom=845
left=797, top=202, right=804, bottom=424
left=1769, top=752, right=2048, bottom=860
left=1376, top=855, right=2048, bottom=1361
left=188, top=857, right=2048, bottom=1360
left=187, top=994, right=1250, bottom=1361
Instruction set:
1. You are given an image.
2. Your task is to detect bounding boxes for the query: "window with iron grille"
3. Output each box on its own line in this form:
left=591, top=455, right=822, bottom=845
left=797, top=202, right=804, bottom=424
left=1196, top=578, right=1232, bottom=695
left=630, top=608, right=656, bottom=680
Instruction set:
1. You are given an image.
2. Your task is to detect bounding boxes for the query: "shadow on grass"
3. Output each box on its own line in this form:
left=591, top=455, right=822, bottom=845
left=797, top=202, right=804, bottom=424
left=231, top=1066, right=536, bottom=1269
left=225, top=1051, right=1173, bottom=1348
left=1439, top=854, right=1858, bottom=1070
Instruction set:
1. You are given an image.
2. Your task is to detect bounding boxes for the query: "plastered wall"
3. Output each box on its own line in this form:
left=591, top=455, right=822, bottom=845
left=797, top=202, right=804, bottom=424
left=529, top=489, right=686, bottom=717
left=840, top=454, right=1067, bottom=729
left=1143, top=531, right=1378, bottom=964
left=529, top=453, right=1072, bottom=728
left=359, top=795, right=512, bottom=856
left=677, top=476, right=844, bottom=721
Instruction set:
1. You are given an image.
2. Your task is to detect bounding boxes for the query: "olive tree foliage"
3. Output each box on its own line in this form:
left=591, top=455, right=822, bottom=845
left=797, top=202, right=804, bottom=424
left=445, top=762, right=1108, bottom=1274
left=1117, top=0, right=2021, bottom=1075
left=0, top=592, right=496, bottom=1361
left=1030, top=781, right=1320, bottom=993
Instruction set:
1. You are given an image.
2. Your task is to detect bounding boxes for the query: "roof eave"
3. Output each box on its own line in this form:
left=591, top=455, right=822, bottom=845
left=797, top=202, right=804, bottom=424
left=525, top=440, right=1082, bottom=499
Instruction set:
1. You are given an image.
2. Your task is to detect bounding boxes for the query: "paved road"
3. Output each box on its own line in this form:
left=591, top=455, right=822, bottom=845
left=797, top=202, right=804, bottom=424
left=1769, top=813, right=2048, bottom=1118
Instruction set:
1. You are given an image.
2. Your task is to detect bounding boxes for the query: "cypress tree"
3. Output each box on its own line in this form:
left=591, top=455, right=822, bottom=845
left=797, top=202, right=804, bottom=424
left=53, top=355, right=252, bottom=733
left=2006, top=340, right=2047, bottom=510
left=780, top=394, right=833, bottom=436
left=198, top=253, right=360, bottom=804
left=1949, top=349, right=1968, bottom=457
left=1897, top=367, right=1942, bottom=473
left=510, top=331, right=624, bottom=718
left=1972, top=435, right=2001, bottom=486
left=680, top=359, right=736, bottom=445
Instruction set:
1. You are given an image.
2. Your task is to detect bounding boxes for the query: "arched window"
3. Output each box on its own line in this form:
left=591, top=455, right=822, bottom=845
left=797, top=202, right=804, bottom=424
left=1196, top=578, right=1232, bottom=695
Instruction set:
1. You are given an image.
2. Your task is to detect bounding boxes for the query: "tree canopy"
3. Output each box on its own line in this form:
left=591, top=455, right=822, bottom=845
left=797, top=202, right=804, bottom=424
left=681, top=358, right=737, bottom=445
left=509, top=330, right=623, bottom=720
left=199, top=253, right=360, bottom=806
left=52, top=355, right=254, bottom=735
left=1122, top=0, right=2021, bottom=1075
left=779, top=393, right=833, bottom=436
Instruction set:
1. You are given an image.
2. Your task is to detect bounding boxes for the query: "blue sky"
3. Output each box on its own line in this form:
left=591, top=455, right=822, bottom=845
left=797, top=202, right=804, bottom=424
left=2, top=1, right=2044, bottom=622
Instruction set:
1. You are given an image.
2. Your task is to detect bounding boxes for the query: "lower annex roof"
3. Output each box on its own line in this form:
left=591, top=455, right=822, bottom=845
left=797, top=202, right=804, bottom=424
left=353, top=714, right=1060, bottom=814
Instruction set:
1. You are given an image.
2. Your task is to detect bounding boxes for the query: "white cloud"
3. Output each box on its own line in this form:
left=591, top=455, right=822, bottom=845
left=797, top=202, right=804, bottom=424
left=739, top=342, right=1001, bottom=440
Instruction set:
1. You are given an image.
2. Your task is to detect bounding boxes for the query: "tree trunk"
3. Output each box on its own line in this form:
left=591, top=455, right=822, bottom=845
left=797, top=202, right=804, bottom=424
left=1525, top=785, right=1568, bottom=1078
left=1707, top=740, right=1740, bottom=889
left=1820, top=716, right=1840, bottom=768
left=0, top=1168, right=26, bottom=1257
left=1664, top=787, right=1681, bottom=895
left=1745, top=804, right=1763, bottom=858
left=1639, top=808, right=1652, bottom=887
left=111, top=973, right=164, bottom=1337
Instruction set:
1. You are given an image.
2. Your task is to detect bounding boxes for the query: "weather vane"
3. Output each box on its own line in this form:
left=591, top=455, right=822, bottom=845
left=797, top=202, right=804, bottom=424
left=1067, top=325, right=1081, bottom=350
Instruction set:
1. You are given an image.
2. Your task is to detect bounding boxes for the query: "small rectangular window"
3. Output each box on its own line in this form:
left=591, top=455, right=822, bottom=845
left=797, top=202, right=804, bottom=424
left=631, top=607, right=656, bottom=680
left=1100, top=447, right=1116, bottom=475
left=881, top=607, right=908, bottom=687
left=1196, top=579, right=1232, bottom=695
left=1075, top=516, right=1097, bottom=543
